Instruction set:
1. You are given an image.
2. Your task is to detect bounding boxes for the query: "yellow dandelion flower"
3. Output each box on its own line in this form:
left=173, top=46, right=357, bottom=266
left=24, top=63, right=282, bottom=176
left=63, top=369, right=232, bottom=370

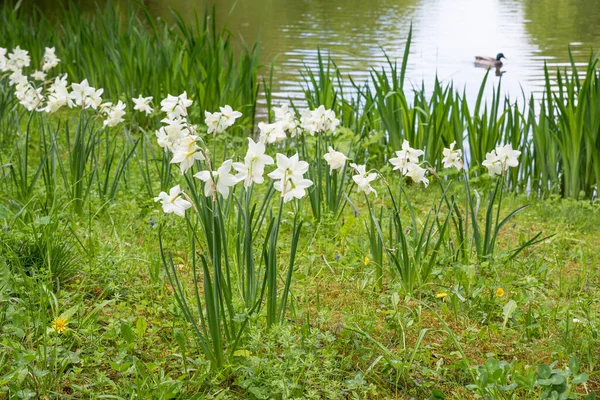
left=496, top=288, right=505, bottom=297
left=364, top=256, right=370, bottom=266
left=436, top=292, right=448, bottom=299
left=51, top=316, right=68, bottom=334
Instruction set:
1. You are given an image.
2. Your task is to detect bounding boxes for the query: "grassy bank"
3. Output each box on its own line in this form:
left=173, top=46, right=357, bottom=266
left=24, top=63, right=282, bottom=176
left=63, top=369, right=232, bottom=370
left=0, top=2, right=599, bottom=399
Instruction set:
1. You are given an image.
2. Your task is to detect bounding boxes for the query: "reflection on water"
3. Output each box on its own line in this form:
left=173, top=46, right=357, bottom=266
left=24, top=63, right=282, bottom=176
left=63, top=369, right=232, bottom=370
left=19, top=0, right=600, bottom=103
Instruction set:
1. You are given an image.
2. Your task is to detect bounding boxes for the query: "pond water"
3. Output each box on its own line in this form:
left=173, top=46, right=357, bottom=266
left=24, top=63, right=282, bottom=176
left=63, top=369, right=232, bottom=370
left=27, top=0, right=600, bottom=104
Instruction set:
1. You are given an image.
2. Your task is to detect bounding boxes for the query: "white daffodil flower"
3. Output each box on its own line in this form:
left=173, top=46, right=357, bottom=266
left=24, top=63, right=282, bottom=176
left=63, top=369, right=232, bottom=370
left=258, top=121, right=287, bottom=144
left=161, top=92, right=192, bottom=119
left=405, top=163, right=429, bottom=187
left=274, top=177, right=313, bottom=203
left=194, top=159, right=238, bottom=199
left=482, top=150, right=503, bottom=176
left=389, top=140, right=424, bottom=174
left=300, top=105, right=340, bottom=135
left=170, top=136, right=205, bottom=174
left=9, top=69, right=27, bottom=87
left=132, top=95, right=154, bottom=115
left=350, top=163, right=378, bottom=196
left=101, top=100, right=126, bottom=127
left=206, top=110, right=232, bottom=136
left=219, top=105, right=242, bottom=129
left=44, top=74, right=69, bottom=113
left=0, top=48, right=7, bottom=72
left=323, top=146, right=347, bottom=173
left=267, top=153, right=309, bottom=182
left=31, top=70, right=46, bottom=81
left=154, top=185, right=192, bottom=217
left=495, top=144, right=521, bottom=171
left=42, top=47, right=60, bottom=71
left=7, top=46, right=30, bottom=71
left=273, top=104, right=301, bottom=136
left=68, top=79, right=104, bottom=110
left=442, top=141, right=464, bottom=170
left=269, top=153, right=313, bottom=202
left=232, top=138, right=274, bottom=188
left=155, top=117, right=193, bottom=152
left=482, top=144, right=521, bottom=176
left=16, top=83, right=43, bottom=111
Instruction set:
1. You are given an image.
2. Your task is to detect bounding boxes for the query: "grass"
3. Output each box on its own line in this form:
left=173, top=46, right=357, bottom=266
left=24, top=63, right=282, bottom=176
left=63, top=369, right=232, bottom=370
left=1, top=187, right=599, bottom=398
left=0, top=2, right=599, bottom=399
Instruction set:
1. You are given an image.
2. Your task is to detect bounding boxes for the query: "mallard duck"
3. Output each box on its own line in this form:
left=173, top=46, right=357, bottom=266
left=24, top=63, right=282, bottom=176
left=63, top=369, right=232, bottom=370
left=474, top=53, right=506, bottom=68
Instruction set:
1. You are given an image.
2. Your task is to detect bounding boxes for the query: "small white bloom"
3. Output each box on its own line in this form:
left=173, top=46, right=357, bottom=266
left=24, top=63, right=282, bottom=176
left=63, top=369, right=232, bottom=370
left=268, top=153, right=313, bottom=202
left=482, top=144, right=520, bottom=175
left=101, top=100, right=126, bottom=127
left=482, top=150, right=502, bottom=176
left=268, top=153, right=309, bottom=182
left=389, top=140, right=424, bottom=174
left=274, top=177, right=313, bottom=203
left=15, top=83, right=44, bottom=111
left=31, top=70, right=46, bottom=81
left=323, top=146, right=347, bottom=173
left=161, top=92, right=192, bottom=119
left=194, top=159, right=238, bottom=199
left=219, top=105, right=242, bottom=129
left=300, top=105, right=339, bottom=135
left=42, top=47, right=60, bottom=71
left=0, top=48, right=7, bottom=72
left=273, top=104, right=301, bottom=136
left=68, top=79, right=104, bottom=109
left=350, top=163, right=378, bottom=196
left=442, top=141, right=463, bottom=170
left=8, top=69, right=27, bottom=87
left=495, top=144, right=521, bottom=171
left=258, top=121, right=287, bottom=144
left=154, top=185, right=192, bottom=217
left=132, top=95, right=154, bottom=115
left=404, top=163, right=429, bottom=187
left=7, top=46, right=30, bottom=71
left=205, top=111, right=224, bottom=135
left=44, top=74, right=69, bottom=113
left=170, top=135, right=205, bottom=174
left=232, top=138, right=274, bottom=187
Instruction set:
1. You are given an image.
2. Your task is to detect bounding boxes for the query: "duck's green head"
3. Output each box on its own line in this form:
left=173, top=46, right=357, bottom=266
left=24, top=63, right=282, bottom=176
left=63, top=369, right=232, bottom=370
left=496, top=53, right=506, bottom=61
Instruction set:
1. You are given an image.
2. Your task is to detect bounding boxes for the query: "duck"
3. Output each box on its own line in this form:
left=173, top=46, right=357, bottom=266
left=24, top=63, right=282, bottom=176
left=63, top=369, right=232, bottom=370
left=474, top=53, right=506, bottom=68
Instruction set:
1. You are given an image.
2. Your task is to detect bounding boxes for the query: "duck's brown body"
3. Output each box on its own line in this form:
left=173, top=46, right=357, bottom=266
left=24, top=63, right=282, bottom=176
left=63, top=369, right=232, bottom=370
left=475, top=56, right=503, bottom=68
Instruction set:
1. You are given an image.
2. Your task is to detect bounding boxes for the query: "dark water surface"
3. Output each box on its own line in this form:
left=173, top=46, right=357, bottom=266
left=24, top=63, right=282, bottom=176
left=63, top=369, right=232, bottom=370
left=24, top=0, right=600, bottom=104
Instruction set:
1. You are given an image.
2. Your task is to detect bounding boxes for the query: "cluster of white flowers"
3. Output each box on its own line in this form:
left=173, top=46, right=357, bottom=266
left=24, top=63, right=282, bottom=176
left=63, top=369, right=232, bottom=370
left=155, top=92, right=205, bottom=174
left=389, top=140, right=429, bottom=187
left=0, top=46, right=131, bottom=127
left=258, top=120, right=287, bottom=144
left=0, top=49, right=518, bottom=216
left=482, top=144, right=521, bottom=176
left=44, top=74, right=69, bottom=113
left=273, top=104, right=302, bottom=137
left=155, top=104, right=329, bottom=215
left=300, top=105, right=340, bottom=135
left=42, top=47, right=60, bottom=71
left=68, top=78, right=103, bottom=109
left=205, top=105, right=242, bottom=135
